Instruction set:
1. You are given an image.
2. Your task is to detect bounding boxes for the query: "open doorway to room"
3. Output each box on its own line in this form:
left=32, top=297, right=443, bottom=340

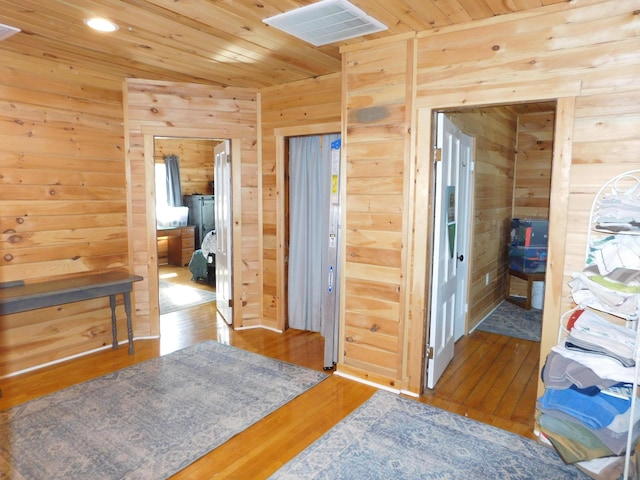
left=153, top=137, right=230, bottom=331
left=285, top=132, right=341, bottom=370
left=423, top=100, right=557, bottom=431
left=273, top=121, right=342, bottom=368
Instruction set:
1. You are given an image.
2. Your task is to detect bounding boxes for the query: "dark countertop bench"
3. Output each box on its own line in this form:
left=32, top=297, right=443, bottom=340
left=0, top=270, right=143, bottom=355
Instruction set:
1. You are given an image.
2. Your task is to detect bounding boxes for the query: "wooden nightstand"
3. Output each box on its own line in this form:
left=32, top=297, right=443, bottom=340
left=505, top=268, right=545, bottom=310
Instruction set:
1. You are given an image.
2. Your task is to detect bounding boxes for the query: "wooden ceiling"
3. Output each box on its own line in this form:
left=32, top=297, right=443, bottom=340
left=1, top=0, right=567, bottom=89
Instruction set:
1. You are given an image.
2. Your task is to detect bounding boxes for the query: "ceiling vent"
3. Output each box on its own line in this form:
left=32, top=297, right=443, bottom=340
left=263, top=0, right=387, bottom=47
left=0, top=23, right=20, bottom=41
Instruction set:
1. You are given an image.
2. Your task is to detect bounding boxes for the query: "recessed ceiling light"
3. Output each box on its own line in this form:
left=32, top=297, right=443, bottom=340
left=84, top=17, right=119, bottom=33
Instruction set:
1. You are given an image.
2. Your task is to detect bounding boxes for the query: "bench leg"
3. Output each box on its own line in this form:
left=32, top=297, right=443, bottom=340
left=109, top=294, right=119, bottom=349
left=124, top=291, right=135, bottom=355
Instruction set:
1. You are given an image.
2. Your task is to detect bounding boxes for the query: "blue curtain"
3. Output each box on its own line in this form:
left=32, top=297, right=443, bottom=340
left=288, top=134, right=339, bottom=331
left=164, top=155, right=182, bottom=207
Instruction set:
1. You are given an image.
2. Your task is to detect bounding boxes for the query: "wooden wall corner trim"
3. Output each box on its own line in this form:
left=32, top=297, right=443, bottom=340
left=537, top=95, right=576, bottom=397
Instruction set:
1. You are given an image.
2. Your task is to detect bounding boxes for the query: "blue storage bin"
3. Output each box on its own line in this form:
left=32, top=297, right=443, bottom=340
left=509, top=246, right=548, bottom=273
left=511, top=218, right=549, bottom=247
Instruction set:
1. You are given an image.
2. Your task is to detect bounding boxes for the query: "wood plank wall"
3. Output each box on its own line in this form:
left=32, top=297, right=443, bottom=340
left=508, top=111, right=555, bottom=301
left=0, top=51, right=129, bottom=375
left=260, top=73, right=342, bottom=330
left=513, top=112, right=554, bottom=220
left=336, top=0, right=640, bottom=394
left=124, top=79, right=260, bottom=334
left=154, top=138, right=216, bottom=197
left=337, top=37, right=413, bottom=390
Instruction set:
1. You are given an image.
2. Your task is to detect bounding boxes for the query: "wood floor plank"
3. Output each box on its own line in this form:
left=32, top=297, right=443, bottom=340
left=437, top=332, right=510, bottom=404
left=463, top=339, right=516, bottom=411
left=468, top=338, right=535, bottom=414
left=511, top=358, right=542, bottom=426
left=495, top=339, right=540, bottom=421
left=175, top=376, right=376, bottom=479
left=419, top=330, right=538, bottom=440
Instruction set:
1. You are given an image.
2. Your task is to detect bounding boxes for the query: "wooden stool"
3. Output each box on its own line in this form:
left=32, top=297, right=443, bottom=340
left=505, top=269, right=545, bottom=310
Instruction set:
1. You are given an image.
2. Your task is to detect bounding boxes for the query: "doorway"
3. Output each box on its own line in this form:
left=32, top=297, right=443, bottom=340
left=273, top=121, right=342, bottom=335
left=152, top=136, right=230, bottom=326
left=424, top=101, right=557, bottom=419
left=286, top=133, right=341, bottom=369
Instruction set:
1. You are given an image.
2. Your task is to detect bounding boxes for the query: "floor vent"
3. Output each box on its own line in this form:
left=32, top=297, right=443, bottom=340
left=263, top=0, right=387, bottom=47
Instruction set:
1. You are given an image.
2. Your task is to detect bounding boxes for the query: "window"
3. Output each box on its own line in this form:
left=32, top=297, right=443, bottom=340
left=155, top=163, right=168, bottom=210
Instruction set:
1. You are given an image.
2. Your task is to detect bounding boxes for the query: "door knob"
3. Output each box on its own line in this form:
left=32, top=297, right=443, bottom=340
left=457, top=254, right=464, bottom=262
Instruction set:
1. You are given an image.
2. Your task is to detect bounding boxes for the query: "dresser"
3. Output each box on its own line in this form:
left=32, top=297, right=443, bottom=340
left=157, top=225, right=195, bottom=266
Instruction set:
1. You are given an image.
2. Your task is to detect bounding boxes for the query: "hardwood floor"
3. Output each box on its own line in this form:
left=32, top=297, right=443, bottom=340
left=160, top=263, right=216, bottom=292
left=422, top=330, right=540, bottom=439
left=0, top=266, right=540, bottom=478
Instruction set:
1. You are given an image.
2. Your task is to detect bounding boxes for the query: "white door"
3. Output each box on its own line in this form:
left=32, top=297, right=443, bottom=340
left=452, top=120, right=473, bottom=341
left=215, top=140, right=232, bottom=325
left=426, top=113, right=474, bottom=389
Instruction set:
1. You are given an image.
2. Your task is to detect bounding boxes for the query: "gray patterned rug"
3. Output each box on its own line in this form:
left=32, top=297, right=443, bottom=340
left=0, top=340, right=327, bottom=479
left=270, top=390, right=588, bottom=479
left=476, top=300, right=542, bottom=342
left=159, top=280, right=216, bottom=314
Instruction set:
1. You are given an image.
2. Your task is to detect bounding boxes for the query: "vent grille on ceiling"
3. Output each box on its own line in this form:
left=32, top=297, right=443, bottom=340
left=263, top=0, right=387, bottom=47
left=0, top=23, right=21, bottom=41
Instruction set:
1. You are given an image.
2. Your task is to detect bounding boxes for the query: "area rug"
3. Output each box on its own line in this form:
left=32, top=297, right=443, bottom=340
left=269, top=390, right=588, bottom=479
left=476, top=300, right=542, bottom=342
left=159, top=280, right=216, bottom=314
left=0, top=340, right=328, bottom=480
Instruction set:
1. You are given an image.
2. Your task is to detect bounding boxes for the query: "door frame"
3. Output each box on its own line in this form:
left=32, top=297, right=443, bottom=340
left=273, top=122, right=342, bottom=332
left=143, top=129, right=241, bottom=331
left=412, top=96, right=576, bottom=395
